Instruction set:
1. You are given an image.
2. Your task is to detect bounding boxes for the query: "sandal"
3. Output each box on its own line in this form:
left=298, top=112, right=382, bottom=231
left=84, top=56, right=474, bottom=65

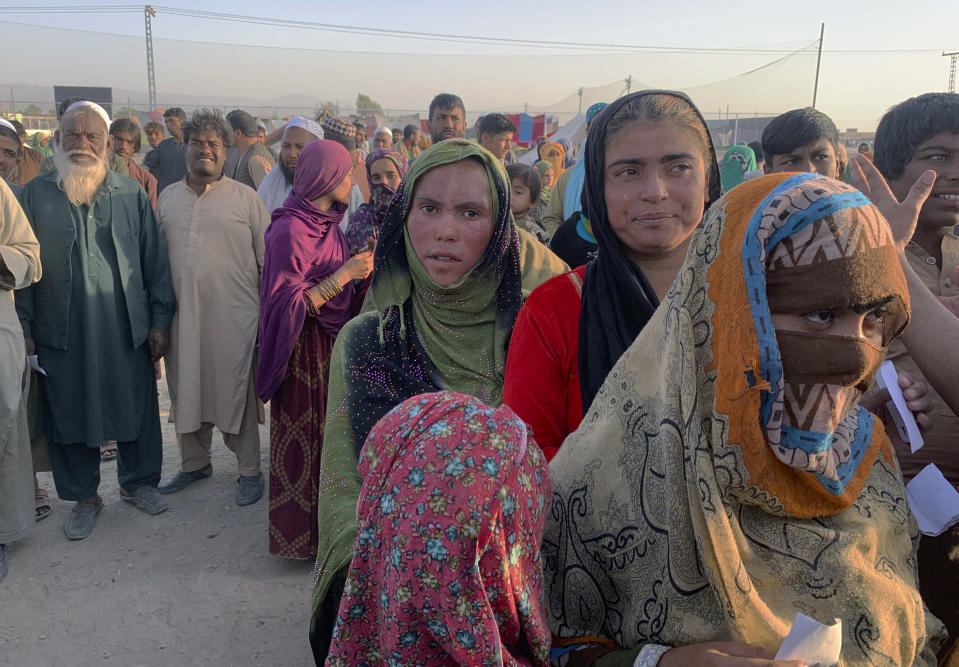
left=100, top=441, right=117, bottom=461
left=35, top=488, right=52, bottom=521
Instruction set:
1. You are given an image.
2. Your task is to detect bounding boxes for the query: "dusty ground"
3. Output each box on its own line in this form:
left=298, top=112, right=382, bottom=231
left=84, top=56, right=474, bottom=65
left=0, top=381, right=315, bottom=667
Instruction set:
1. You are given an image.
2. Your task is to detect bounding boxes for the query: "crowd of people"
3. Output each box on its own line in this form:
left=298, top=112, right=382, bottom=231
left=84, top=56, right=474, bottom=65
left=0, top=87, right=957, bottom=666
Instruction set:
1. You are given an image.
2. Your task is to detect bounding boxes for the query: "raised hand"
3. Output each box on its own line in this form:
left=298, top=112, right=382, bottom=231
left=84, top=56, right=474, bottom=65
left=849, top=154, right=936, bottom=249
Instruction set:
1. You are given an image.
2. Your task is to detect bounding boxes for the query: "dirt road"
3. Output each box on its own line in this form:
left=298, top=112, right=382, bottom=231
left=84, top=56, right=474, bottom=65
left=1, top=382, right=315, bottom=667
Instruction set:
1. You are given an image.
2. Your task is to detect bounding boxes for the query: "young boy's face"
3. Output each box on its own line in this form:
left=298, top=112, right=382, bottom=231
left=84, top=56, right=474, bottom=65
left=765, top=139, right=839, bottom=179
left=509, top=180, right=532, bottom=216
left=889, top=131, right=959, bottom=233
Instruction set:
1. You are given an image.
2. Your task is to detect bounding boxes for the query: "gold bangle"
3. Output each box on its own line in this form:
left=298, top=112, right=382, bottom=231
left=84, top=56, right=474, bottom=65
left=304, top=291, right=319, bottom=317
left=321, top=277, right=343, bottom=299
left=318, top=281, right=333, bottom=301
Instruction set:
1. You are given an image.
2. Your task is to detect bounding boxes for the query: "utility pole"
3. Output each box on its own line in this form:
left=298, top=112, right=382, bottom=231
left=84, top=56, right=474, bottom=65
left=145, top=5, right=157, bottom=111
left=577, top=87, right=583, bottom=114
left=945, top=51, right=959, bottom=93
left=812, top=22, right=825, bottom=108
left=625, top=75, right=632, bottom=94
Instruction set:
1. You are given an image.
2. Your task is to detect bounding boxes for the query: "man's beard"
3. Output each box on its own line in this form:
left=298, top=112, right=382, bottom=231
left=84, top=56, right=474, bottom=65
left=280, top=160, right=295, bottom=187
left=53, top=148, right=107, bottom=206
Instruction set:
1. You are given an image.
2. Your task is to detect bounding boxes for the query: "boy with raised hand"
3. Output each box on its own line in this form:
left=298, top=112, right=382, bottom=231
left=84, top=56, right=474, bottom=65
left=873, top=91, right=959, bottom=657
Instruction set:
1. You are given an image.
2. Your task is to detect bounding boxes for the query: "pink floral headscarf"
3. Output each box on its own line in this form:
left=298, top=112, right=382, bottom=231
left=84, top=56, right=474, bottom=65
left=325, top=391, right=551, bottom=666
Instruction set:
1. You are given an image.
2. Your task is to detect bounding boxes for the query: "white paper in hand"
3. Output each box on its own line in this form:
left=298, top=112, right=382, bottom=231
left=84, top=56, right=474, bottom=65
left=906, top=463, right=959, bottom=537
left=774, top=613, right=841, bottom=667
left=874, top=361, right=923, bottom=452
left=27, top=354, right=47, bottom=376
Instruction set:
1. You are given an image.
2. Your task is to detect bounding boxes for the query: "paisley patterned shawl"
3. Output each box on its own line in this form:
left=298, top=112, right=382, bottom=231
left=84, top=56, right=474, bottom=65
left=543, top=173, right=945, bottom=664
left=326, top=391, right=551, bottom=666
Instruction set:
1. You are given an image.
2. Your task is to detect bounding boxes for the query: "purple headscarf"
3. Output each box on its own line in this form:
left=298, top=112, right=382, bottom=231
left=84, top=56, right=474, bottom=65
left=256, top=140, right=355, bottom=401
left=344, top=148, right=408, bottom=255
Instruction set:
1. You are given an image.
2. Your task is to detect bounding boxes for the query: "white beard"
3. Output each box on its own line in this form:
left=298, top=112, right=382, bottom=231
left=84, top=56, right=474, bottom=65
left=53, top=148, right=107, bottom=206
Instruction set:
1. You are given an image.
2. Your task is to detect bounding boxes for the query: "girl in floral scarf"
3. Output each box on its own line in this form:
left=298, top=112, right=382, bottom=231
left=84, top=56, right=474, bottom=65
left=326, top=391, right=551, bottom=666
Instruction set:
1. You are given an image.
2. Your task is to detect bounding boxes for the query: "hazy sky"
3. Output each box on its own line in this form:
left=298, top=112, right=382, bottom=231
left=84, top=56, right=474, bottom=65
left=2, top=0, right=957, bottom=129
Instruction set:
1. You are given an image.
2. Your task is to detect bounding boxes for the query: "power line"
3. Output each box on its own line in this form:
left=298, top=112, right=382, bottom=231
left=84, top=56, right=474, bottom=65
left=152, top=6, right=814, bottom=54
left=0, top=5, right=948, bottom=55
left=0, top=5, right=141, bottom=12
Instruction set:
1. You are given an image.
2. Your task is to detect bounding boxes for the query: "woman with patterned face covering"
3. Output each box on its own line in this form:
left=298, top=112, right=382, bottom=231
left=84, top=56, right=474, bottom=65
left=343, top=148, right=407, bottom=256
left=544, top=173, right=946, bottom=666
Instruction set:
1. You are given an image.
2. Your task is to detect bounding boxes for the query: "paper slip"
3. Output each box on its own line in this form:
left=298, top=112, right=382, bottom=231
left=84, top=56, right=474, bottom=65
left=874, top=361, right=924, bottom=453
left=906, top=463, right=959, bottom=537
left=27, top=355, right=47, bottom=376
left=774, top=613, right=841, bottom=667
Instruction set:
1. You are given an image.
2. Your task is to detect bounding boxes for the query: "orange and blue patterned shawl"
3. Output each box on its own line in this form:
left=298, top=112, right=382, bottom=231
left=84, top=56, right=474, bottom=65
left=544, top=173, right=945, bottom=665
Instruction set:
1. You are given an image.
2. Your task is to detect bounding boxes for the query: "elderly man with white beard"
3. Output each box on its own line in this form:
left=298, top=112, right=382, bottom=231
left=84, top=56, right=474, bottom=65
left=15, top=102, right=175, bottom=541
left=255, top=116, right=323, bottom=213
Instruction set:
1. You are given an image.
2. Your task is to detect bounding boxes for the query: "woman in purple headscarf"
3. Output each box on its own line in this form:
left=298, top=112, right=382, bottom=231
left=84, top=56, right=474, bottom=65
left=256, top=139, right=374, bottom=559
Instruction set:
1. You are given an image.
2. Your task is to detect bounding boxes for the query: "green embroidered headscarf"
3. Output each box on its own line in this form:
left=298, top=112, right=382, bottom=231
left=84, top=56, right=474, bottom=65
left=369, top=138, right=520, bottom=406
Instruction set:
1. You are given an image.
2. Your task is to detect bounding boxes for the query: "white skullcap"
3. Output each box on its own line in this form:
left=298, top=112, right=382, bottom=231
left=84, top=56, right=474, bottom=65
left=64, top=101, right=111, bottom=130
left=285, top=116, right=323, bottom=140
left=374, top=126, right=392, bottom=137
left=0, top=118, right=16, bottom=133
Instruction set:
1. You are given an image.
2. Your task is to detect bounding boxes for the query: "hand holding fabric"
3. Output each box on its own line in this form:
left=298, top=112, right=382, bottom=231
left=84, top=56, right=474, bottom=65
left=339, top=250, right=373, bottom=281
left=849, top=154, right=935, bottom=249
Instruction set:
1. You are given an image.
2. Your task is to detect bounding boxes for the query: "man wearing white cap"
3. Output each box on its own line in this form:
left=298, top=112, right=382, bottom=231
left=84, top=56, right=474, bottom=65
left=256, top=116, right=323, bottom=213
left=15, top=101, right=176, bottom=540
left=0, top=119, right=24, bottom=197
left=372, top=126, right=393, bottom=150
left=156, top=109, right=269, bottom=506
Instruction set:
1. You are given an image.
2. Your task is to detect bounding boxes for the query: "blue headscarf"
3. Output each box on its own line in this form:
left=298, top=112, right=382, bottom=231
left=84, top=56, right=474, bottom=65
left=562, top=102, right=609, bottom=225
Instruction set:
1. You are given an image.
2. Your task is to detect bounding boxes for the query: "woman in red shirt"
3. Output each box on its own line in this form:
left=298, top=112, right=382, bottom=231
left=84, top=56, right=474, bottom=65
left=503, top=91, right=721, bottom=459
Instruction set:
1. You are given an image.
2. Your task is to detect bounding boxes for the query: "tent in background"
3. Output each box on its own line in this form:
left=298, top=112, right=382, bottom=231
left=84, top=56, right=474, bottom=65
left=519, top=113, right=587, bottom=165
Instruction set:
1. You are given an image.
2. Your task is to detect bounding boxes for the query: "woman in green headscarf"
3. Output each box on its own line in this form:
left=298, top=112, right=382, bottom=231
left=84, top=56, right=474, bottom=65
left=719, top=143, right=757, bottom=192
left=308, top=139, right=567, bottom=663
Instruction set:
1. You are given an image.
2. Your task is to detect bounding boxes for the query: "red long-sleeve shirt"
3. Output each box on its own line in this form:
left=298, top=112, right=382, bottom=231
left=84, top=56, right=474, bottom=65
left=503, top=265, right=586, bottom=461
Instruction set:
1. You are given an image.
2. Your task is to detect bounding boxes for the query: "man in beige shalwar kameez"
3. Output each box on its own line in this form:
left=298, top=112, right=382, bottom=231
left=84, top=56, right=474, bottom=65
left=0, top=179, right=41, bottom=581
left=155, top=110, right=269, bottom=506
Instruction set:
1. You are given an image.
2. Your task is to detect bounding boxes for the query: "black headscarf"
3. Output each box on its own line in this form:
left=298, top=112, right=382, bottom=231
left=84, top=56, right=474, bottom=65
left=577, top=90, right=722, bottom=412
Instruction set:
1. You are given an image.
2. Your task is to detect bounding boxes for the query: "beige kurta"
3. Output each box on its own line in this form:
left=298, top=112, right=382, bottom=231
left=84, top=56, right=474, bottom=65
left=157, top=177, right=268, bottom=435
left=887, top=232, right=959, bottom=483
left=0, top=180, right=41, bottom=542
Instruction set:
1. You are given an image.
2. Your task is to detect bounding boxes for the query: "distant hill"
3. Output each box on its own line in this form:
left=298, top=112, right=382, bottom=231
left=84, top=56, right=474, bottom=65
left=0, top=82, right=325, bottom=117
